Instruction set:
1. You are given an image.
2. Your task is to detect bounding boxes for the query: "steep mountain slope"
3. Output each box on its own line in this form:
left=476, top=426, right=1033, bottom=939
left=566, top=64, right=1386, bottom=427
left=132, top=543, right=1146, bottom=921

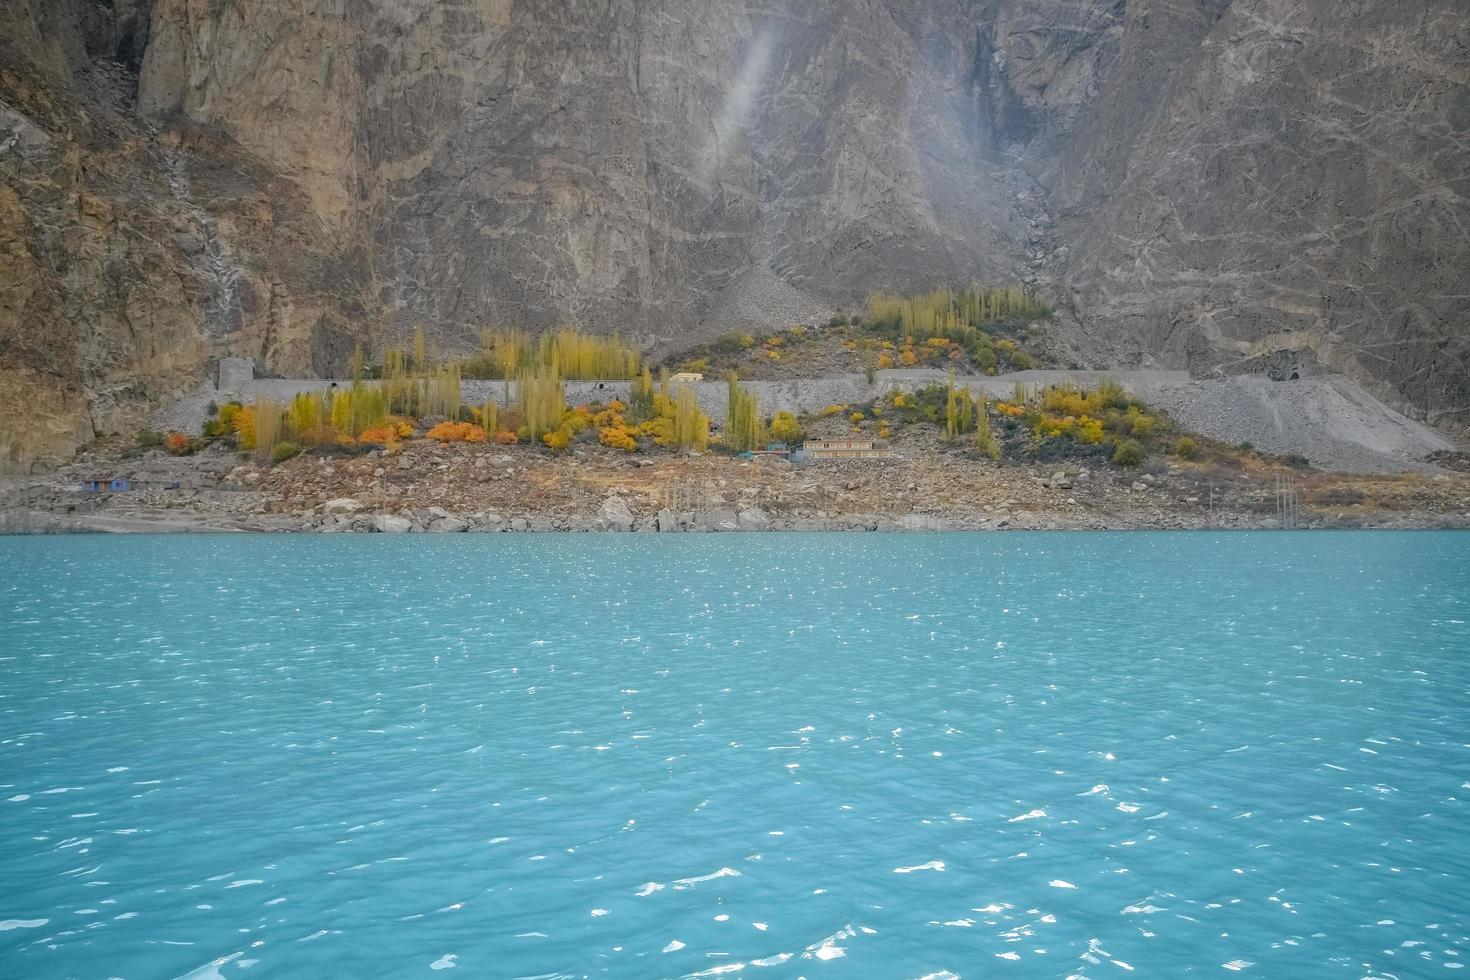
left=1054, top=0, right=1470, bottom=432
left=132, top=1, right=1048, bottom=335
left=0, top=0, right=379, bottom=472
left=1, top=0, right=1466, bottom=471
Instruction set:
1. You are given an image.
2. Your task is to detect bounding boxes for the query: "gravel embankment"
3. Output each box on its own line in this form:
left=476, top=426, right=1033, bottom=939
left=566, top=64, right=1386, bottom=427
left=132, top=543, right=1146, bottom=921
left=1141, top=376, right=1454, bottom=474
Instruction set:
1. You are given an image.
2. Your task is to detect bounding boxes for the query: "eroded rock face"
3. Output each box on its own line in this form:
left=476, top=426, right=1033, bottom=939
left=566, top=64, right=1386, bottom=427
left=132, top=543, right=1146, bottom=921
left=2, top=0, right=1466, bottom=471
left=1, top=1, right=382, bottom=471
left=1054, top=0, right=1470, bottom=431
left=130, top=0, right=1045, bottom=340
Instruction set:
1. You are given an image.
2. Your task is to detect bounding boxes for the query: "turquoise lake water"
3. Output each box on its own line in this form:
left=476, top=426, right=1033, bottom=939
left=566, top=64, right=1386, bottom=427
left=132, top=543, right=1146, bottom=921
left=1, top=532, right=1467, bottom=978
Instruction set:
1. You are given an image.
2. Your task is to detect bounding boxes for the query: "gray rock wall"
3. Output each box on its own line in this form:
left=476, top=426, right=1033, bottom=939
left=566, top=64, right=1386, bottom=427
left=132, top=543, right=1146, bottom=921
left=1052, top=0, right=1470, bottom=431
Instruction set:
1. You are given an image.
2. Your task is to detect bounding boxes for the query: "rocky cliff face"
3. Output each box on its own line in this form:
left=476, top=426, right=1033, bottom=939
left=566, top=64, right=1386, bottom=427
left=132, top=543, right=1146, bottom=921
left=132, top=0, right=1047, bottom=335
left=1052, top=0, right=1470, bottom=433
left=2, top=0, right=1466, bottom=470
left=0, top=0, right=378, bottom=471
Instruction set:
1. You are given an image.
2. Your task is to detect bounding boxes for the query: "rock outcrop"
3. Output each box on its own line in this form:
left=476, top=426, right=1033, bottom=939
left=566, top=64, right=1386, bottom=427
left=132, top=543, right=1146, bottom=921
left=1051, top=0, right=1470, bottom=433
left=2, top=0, right=1466, bottom=470
left=0, top=0, right=379, bottom=471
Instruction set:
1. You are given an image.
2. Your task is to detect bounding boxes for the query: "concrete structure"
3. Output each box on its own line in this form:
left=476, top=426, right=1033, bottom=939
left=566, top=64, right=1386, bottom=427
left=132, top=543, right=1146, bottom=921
left=216, top=357, right=257, bottom=393
left=670, top=372, right=705, bottom=385
left=805, top=439, right=894, bottom=460
left=739, top=441, right=792, bottom=462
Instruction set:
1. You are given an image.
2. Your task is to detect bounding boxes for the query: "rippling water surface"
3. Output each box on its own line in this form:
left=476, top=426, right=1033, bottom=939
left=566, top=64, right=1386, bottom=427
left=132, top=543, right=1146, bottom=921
left=2, top=532, right=1468, bottom=978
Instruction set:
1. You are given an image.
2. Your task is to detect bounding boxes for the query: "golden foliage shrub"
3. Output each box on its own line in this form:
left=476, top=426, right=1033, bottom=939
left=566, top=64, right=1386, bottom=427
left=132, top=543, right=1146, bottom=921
left=768, top=412, right=802, bottom=444
left=358, top=427, right=397, bottom=446
left=639, top=416, right=674, bottom=446
left=599, top=426, right=638, bottom=451
left=427, top=421, right=487, bottom=443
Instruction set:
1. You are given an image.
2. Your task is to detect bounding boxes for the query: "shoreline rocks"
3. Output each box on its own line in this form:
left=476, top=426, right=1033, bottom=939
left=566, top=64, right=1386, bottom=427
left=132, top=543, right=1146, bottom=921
left=6, top=438, right=1469, bottom=537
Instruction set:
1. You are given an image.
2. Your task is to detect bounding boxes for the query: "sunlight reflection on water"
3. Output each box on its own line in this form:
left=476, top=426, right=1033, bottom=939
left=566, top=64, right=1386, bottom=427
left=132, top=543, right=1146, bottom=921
left=0, top=532, right=1467, bottom=978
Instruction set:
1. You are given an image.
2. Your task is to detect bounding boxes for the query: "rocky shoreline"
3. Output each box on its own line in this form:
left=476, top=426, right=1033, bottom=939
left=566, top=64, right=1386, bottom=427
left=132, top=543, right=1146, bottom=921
left=5, top=440, right=1470, bottom=536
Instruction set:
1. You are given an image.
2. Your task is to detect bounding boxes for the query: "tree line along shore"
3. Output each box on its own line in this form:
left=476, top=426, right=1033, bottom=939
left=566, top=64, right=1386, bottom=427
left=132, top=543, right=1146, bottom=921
left=7, top=287, right=1467, bottom=534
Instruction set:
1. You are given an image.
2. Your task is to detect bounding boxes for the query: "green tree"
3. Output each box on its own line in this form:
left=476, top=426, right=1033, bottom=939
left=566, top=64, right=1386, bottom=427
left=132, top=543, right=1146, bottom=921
left=945, top=376, right=975, bottom=439
left=629, top=365, right=655, bottom=421
left=517, top=366, right=566, bottom=441
left=1113, top=440, right=1145, bottom=467
left=725, top=372, right=764, bottom=452
left=673, top=386, right=710, bottom=451
left=974, top=398, right=999, bottom=460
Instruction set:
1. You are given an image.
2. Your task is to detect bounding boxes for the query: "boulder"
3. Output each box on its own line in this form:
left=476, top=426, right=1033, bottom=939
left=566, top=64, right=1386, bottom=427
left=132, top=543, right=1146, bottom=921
left=737, top=507, right=771, bottom=531
left=597, top=496, right=635, bottom=531
left=429, top=517, right=469, bottom=533
left=372, top=514, right=413, bottom=534
left=655, top=508, right=681, bottom=532
left=323, top=498, right=363, bottom=515
left=698, top=509, right=740, bottom=532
